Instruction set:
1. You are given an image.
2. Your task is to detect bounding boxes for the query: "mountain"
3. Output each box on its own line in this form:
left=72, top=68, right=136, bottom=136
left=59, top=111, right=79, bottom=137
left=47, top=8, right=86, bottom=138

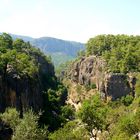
left=7, top=33, right=85, bottom=67
left=10, top=34, right=34, bottom=42
left=31, top=37, right=85, bottom=66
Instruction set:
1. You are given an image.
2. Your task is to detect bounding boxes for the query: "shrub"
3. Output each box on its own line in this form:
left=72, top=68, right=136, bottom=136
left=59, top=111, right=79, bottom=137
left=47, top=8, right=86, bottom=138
left=61, top=105, right=75, bottom=120
left=121, top=95, right=134, bottom=106
left=48, top=120, right=89, bottom=140
left=0, top=108, right=48, bottom=140
left=13, top=110, right=48, bottom=140
left=0, top=108, right=20, bottom=131
left=77, top=94, right=108, bottom=131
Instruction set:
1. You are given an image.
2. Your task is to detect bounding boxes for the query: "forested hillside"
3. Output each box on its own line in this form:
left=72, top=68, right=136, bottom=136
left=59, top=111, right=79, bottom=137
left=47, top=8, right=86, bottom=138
left=55, top=34, right=140, bottom=140
left=8, top=33, right=85, bottom=67
left=86, top=34, right=140, bottom=73
left=0, top=33, right=140, bottom=140
left=0, top=33, right=73, bottom=140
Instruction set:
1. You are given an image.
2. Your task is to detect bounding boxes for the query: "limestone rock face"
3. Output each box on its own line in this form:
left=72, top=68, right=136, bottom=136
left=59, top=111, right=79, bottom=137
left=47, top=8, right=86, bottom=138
left=69, top=56, right=106, bottom=87
left=69, top=56, right=136, bottom=100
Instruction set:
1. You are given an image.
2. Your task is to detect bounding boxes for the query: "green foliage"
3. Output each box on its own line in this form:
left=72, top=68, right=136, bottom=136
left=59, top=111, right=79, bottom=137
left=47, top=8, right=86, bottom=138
left=86, top=34, right=140, bottom=73
left=135, top=74, right=140, bottom=97
left=0, top=33, right=54, bottom=78
left=13, top=110, right=48, bottom=140
left=85, top=83, right=96, bottom=91
left=0, top=33, right=13, bottom=49
left=75, top=90, right=140, bottom=139
left=104, top=97, right=140, bottom=140
left=0, top=108, right=48, bottom=140
left=119, top=116, right=138, bottom=135
left=109, top=113, right=139, bottom=140
left=77, top=50, right=86, bottom=58
left=13, top=38, right=25, bottom=51
left=61, top=105, right=75, bottom=120
left=78, top=94, right=108, bottom=131
left=0, top=33, right=66, bottom=134
left=40, top=83, right=69, bottom=131
left=48, top=120, right=89, bottom=140
left=121, top=95, right=134, bottom=106
left=0, top=108, right=20, bottom=131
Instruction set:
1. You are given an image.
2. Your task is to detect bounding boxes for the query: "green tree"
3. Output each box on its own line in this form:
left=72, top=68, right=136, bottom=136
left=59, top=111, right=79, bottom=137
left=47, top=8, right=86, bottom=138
left=0, top=108, right=48, bottom=140
left=0, top=33, right=13, bottom=49
left=48, top=120, right=89, bottom=140
left=78, top=94, right=108, bottom=131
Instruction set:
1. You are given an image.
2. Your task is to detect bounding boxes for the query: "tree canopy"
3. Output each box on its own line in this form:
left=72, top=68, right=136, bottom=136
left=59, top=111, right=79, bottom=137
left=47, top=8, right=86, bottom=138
left=86, top=34, right=140, bottom=73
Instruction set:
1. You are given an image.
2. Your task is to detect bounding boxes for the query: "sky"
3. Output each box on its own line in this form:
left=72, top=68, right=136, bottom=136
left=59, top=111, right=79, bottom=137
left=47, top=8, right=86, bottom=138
left=0, top=0, right=140, bottom=43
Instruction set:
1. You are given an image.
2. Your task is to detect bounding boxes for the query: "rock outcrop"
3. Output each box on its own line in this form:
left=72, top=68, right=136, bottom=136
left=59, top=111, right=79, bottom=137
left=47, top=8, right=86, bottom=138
left=68, top=56, right=136, bottom=100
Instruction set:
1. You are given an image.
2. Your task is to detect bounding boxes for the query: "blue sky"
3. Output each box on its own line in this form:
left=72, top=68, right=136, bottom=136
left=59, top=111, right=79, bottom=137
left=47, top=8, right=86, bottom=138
left=0, top=0, right=140, bottom=42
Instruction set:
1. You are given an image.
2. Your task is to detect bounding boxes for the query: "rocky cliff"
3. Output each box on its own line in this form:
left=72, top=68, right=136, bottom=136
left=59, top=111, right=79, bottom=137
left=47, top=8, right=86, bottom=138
left=0, top=53, right=55, bottom=113
left=0, top=33, right=55, bottom=113
left=68, top=56, right=136, bottom=100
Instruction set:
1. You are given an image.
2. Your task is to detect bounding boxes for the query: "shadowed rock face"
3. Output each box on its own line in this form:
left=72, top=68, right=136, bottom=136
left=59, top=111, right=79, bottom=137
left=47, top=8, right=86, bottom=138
left=0, top=120, right=13, bottom=140
left=103, top=73, right=131, bottom=100
left=69, top=56, right=136, bottom=100
left=0, top=54, right=55, bottom=113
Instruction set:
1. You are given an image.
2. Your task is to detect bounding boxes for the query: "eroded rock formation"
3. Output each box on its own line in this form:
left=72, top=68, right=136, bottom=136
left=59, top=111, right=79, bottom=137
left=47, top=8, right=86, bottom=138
left=68, top=56, right=136, bottom=100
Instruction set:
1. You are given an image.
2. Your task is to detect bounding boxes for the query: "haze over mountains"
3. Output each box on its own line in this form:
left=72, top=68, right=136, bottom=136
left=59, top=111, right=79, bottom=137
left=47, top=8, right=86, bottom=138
left=9, top=33, right=85, bottom=67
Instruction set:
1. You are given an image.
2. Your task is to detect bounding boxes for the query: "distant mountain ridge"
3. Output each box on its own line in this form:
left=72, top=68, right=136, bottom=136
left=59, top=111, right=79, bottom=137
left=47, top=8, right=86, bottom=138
left=31, top=37, right=84, bottom=56
left=6, top=33, right=85, bottom=67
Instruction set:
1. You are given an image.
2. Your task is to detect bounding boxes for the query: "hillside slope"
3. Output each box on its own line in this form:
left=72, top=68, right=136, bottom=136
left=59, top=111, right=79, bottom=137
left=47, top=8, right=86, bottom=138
left=0, top=33, right=55, bottom=113
left=7, top=33, right=85, bottom=67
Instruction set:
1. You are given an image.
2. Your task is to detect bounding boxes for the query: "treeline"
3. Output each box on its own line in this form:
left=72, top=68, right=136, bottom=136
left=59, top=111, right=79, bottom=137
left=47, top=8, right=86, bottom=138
left=86, top=34, right=140, bottom=73
left=0, top=33, right=53, bottom=78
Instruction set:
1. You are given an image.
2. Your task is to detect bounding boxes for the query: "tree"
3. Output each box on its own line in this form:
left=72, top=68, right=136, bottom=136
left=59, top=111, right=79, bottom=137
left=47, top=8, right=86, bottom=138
left=0, top=108, right=48, bottom=140
left=13, top=39, right=25, bottom=51
left=0, top=33, right=13, bottom=49
left=78, top=94, right=108, bottom=131
left=48, top=120, right=89, bottom=140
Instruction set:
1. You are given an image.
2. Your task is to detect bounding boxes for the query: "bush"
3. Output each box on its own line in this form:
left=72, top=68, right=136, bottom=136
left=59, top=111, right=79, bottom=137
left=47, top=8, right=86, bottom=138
left=0, top=108, right=20, bottom=131
left=90, top=83, right=96, bottom=89
left=121, top=95, right=134, bottom=106
left=48, top=120, right=89, bottom=140
left=13, top=110, right=48, bottom=140
left=61, top=105, right=75, bottom=121
left=0, top=108, right=48, bottom=140
left=84, top=83, right=96, bottom=91
left=77, top=94, right=108, bottom=131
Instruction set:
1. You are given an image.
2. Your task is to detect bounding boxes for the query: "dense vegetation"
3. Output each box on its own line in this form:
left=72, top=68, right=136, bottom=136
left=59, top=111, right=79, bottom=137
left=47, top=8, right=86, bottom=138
left=0, top=33, right=140, bottom=139
left=9, top=33, right=85, bottom=67
left=0, top=33, right=75, bottom=139
left=86, top=35, right=140, bottom=73
left=51, top=34, right=140, bottom=139
left=47, top=89, right=140, bottom=140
